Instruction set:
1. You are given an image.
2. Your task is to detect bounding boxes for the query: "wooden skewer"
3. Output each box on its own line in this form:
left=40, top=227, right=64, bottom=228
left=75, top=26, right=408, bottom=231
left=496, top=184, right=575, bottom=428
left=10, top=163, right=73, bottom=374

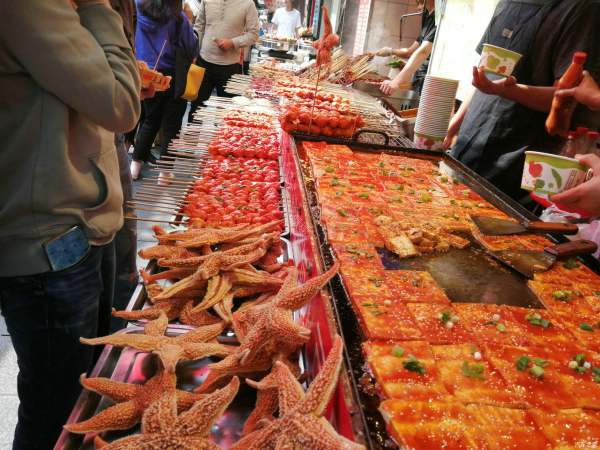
left=125, top=215, right=188, bottom=225
left=130, top=204, right=182, bottom=215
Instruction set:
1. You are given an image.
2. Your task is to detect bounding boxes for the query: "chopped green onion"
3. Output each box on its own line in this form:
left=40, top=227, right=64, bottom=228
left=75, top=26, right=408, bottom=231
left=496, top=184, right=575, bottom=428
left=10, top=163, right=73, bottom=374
left=325, top=166, right=335, bottom=173
left=516, top=356, right=530, bottom=372
left=461, top=361, right=485, bottom=380
left=392, top=346, right=405, bottom=358
left=358, top=193, right=369, bottom=199
left=530, top=365, right=545, bottom=379
left=337, top=209, right=349, bottom=217
left=496, top=323, right=507, bottom=333
left=403, top=355, right=426, bottom=375
left=580, top=323, right=594, bottom=332
left=552, top=290, right=573, bottom=302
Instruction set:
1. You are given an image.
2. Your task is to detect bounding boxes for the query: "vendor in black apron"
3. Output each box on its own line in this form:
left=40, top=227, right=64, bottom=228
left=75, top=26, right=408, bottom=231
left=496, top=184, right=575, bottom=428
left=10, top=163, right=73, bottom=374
left=446, top=0, right=599, bottom=204
left=379, top=0, right=436, bottom=95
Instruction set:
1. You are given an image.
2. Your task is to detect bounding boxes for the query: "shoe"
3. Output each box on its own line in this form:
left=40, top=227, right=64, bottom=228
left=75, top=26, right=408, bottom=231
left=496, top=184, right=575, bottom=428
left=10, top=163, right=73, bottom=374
left=157, top=171, right=174, bottom=186
left=130, top=160, right=142, bottom=180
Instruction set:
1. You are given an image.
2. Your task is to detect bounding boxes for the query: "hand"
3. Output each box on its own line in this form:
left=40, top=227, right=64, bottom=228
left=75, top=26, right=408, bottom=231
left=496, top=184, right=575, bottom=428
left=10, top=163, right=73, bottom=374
left=555, top=71, right=600, bottom=111
left=380, top=76, right=409, bottom=95
left=443, top=116, right=462, bottom=149
left=551, top=154, right=600, bottom=215
left=375, top=47, right=393, bottom=57
left=472, top=66, right=517, bottom=97
left=140, top=85, right=156, bottom=100
left=215, top=38, right=235, bottom=51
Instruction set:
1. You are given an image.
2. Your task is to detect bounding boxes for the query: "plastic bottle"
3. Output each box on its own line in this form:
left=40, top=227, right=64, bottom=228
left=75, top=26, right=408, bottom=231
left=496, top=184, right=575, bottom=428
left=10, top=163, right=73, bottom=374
left=586, top=131, right=599, bottom=155
left=561, top=131, right=577, bottom=157
left=546, top=52, right=587, bottom=136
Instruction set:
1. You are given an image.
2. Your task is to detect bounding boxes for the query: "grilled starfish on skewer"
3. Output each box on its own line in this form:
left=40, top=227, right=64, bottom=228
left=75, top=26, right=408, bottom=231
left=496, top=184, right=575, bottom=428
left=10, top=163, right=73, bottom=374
left=196, top=264, right=338, bottom=393
left=93, top=377, right=240, bottom=449
left=64, top=369, right=205, bottom=434
left=140, top=267, right=195, bottom=284
left=111, top=297, right=190, bottom=324
left=177, top=220, right=282, bottom=248
left=154, top=223, right=248, bottom=243
left=158, top=236, right=276, bottom=268
left=138, top=245, right=199, bottom=261
left=232, top=336, right=365, bottom=450
left=80, top=322, right=232, bottom=372
left=180, top=301, right=223, bottom=327
left=243, top=356, right=301, bottom=436
left=236, top=262, right=340, bottom=364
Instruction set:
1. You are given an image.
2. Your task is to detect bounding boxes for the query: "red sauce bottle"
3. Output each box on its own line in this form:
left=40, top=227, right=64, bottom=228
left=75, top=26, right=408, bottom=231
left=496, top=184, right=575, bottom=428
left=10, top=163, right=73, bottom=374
left=546, top=51, right=587, bottom=137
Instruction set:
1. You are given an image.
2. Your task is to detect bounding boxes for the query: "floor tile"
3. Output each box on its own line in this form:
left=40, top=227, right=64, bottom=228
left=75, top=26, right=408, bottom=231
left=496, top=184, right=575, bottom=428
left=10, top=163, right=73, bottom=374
left=0, top=395, right=19, bottom=446
left=0, top=338, right=18, bottom=395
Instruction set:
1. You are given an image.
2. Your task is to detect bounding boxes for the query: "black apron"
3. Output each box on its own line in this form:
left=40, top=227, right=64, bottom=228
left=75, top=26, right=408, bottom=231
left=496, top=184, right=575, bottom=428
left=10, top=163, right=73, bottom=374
left=451, top=0, right=563, bottom=201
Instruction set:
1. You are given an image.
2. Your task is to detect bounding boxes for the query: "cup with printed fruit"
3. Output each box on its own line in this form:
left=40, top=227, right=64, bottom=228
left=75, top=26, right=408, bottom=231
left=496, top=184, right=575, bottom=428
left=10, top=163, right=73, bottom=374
left=479, top=44, right=522, bottom=77
left=522, top=151, right=589, bottom=195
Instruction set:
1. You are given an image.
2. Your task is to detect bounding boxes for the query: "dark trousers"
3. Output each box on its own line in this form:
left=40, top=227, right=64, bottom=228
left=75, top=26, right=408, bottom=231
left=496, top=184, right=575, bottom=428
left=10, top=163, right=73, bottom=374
left=132, top=69, right=187, bottom=162
left=0, top=244, right=112, bottom=450
left=189, top=58, right=241, bottom=122
left=110, top=136, right=138, bottom=332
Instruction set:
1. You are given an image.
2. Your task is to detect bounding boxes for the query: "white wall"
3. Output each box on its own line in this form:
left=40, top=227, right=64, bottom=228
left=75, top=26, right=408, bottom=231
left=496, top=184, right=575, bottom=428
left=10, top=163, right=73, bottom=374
left=429, top=0, right=500, bottom=100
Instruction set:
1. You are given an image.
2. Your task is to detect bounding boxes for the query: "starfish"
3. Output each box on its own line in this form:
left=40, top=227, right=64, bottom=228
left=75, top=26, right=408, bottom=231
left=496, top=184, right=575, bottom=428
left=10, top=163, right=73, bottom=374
left=92, top=377, right=240, bottom=449
left=155, top=223, right=249, bottom=244
left=157, top=235, right=277, bottom=268
left=243, top=357, right=301, bottom=436
left=163, top=220, right=282, bottom=248
left=236, top=262, right=340, bottom=364
left=138, top=245, right=199, bottom=261
left=180, top=301, right=223, bottom=327
left=140, top=267, right=195, bottom=284
left=111, top=297, right=190, bottom=324
left=80, top=322, right=233, bottom=372
left=64, top=368, right=205, bottom=434
left=196, top=264, right=339, bottom=393
left=232, top=336, right=365, bottom=450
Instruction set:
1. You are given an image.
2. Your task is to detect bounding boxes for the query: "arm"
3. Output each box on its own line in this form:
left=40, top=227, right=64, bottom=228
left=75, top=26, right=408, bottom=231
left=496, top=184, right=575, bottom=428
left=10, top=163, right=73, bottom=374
left=556, top=71, right=600, bottom=111
left=380, top=41, right=432, bottom=94
left=443, top=84, right=476, bottom=149
left=374, top=41, right=418, bottom=58
left=232, top=2, right=260, bottom=49
left=1, top=0, right=140, bottom=132
left=471, top=66, right=555, bottom=112
left=193, top=0, right=206, bottom=51
left=180, top=12, right=200, bottom=59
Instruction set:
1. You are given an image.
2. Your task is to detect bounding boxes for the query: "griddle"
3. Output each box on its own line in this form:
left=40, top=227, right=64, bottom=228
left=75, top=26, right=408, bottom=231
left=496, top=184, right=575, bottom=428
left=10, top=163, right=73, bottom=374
left=290, top=136, right=600, bottom=449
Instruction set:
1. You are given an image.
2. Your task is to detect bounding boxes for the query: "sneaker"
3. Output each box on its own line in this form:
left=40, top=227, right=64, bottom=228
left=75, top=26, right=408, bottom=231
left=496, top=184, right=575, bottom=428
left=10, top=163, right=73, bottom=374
left=130, top=160, right=142, bottom=180
left=157, top=171, right=174, bottom=186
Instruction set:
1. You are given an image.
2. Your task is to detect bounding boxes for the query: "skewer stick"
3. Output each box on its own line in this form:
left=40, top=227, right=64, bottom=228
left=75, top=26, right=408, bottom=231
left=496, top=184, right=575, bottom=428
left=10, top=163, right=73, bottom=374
left=125, top=215, right=188, bottom=225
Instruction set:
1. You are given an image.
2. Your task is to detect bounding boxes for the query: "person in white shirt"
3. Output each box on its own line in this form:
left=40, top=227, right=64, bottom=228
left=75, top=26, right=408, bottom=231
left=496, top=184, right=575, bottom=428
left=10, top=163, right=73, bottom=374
left=271, top=0, right=302, bottom=39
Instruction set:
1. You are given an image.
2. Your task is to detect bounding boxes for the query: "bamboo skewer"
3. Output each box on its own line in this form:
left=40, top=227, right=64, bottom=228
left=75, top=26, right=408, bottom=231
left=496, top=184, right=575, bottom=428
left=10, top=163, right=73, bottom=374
left=125, top=215, right=188, bottom=225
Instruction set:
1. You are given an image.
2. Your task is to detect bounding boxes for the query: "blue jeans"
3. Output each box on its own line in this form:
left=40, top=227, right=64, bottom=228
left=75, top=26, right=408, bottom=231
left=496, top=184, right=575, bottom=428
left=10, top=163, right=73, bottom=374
left=0, top=244, right=111, bottom=450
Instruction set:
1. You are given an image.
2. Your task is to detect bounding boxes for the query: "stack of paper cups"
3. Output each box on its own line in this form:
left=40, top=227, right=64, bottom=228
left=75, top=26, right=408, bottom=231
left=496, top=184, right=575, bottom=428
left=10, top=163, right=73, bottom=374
left=413, top=75, right=459, bottom=151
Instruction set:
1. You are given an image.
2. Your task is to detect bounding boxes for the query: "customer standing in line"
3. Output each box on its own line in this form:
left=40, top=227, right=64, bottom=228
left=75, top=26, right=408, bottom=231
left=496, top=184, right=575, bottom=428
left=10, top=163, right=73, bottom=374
left=189, top=0, right=259, bottom=117
left=129, top=0, right=199, bottom=181
left=0, top=0, right=140, bottom=448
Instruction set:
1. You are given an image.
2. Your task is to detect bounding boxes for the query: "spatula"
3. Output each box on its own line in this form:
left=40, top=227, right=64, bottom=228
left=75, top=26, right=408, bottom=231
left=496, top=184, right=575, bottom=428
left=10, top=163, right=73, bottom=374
left=485, top=240, right=597, bottom=279
left=471, top=215, right=578, bottom=236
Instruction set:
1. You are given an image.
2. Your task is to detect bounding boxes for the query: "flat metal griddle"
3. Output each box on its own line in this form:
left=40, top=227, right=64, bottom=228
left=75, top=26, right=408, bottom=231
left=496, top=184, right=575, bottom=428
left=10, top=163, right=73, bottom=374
left=290, top=136, right=600, bottom=449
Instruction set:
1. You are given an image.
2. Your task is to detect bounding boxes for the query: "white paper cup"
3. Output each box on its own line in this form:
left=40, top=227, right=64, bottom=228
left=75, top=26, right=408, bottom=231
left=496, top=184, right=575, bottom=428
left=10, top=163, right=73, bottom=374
left=414, top=132, right=445, bottom=151
left=521, top=151, right=588, bottom=194
left=479, top=44, right=522, bottom=77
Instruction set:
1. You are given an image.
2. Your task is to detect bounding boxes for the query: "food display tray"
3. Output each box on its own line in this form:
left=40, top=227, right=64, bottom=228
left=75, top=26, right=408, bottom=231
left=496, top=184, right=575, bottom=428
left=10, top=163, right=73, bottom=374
left=286, top=135, right=600, bottom=449
left=54, top=325, right=300, bottom=450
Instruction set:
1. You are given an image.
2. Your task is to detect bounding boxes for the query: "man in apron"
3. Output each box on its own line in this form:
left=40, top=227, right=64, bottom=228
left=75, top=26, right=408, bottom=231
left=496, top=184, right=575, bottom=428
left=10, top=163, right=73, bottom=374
left=447, top=0, right=599, bottom=204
